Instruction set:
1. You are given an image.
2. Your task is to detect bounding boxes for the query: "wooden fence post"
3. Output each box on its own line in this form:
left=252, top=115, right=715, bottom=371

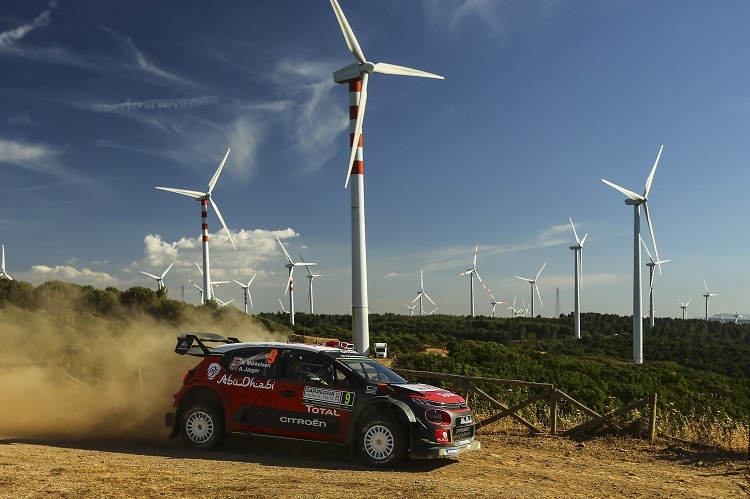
left=649, top=393, right=657, bottom=441
left=550, top=387, right=558, bottom=435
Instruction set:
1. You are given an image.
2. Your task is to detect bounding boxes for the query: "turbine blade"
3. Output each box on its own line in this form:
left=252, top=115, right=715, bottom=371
left=210, top=198, right=236, bottom=250
left=514, top=276, right=531, bottom=282
left=195, top=262, right=203, bottom=275
left=475, top=271, right=492, bottom=295
left=248, top=290, right=253, bottom=309
left=423, top=292, right=436, bottom=306
left=161, top=261, right=175, bottom=278
left=345, top=72, right=368, bottom=188
left=601, top=179, right=644, bottom=201
left=140, top=271, right=159, bottom=280
left=535, top=284, right=543, bottom=308
left=580, top=233, right=588, bottom=247
left=569, top=217, right=581, bottom=246
left=535, top=262, right=547, bottom=281
left=412, top=294, right=420, bottom=304
left=330, top=0, right=366, bottom=64
left=473, top=244, right=478, bottom=269
left=208, top=148, right=231, bottom=194
left=642, top=202, right=660, bottom=272
left=248, top=273, right=256, bottom=285
left=233, top=279, right=245, bottom=288
left=276, top=237, right=293, bottom=264
left=644, top=145, right=664, bottom=198
left=639, top=234, right=655, bottom=263
left=155, top=187, right=205, bottom=199
left=372, top=62, right=444, bottom=80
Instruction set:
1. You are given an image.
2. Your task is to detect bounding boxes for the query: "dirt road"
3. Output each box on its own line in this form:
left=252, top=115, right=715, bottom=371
left=0, top=431, right=746, bottom=498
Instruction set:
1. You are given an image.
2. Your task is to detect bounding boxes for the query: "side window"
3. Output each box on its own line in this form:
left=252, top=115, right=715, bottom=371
left=283, top=351, right=335, bottom=386
left=227, top=347, right=280, bottom=378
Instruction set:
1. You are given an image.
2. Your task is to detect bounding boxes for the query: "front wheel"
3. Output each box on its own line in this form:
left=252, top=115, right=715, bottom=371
left=180, top=404, right=224, bottom=450
left=358, top=417, right=407, bottom=467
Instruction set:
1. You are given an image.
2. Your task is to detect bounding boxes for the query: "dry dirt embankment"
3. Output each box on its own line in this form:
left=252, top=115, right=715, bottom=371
left=0, top=432, right=746, bottom=498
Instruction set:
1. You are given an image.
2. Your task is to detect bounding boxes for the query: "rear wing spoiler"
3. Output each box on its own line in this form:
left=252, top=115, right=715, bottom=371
left=175, top=332, right=241, bottom=357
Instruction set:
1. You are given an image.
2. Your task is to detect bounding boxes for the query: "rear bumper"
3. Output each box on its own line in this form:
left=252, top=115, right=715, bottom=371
left=409, top=438, right=481, bottom=459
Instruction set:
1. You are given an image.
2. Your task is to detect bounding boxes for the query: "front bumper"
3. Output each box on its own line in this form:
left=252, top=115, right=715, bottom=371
left=409, top=438, right=481, bottom=459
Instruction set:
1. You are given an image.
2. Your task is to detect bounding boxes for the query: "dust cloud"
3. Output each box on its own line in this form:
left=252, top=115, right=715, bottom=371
left=0, top=304, right=285, bottom=441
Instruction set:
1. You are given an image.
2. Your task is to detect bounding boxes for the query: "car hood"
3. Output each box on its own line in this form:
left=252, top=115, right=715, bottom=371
left=387, top=383, right=465, bottom=404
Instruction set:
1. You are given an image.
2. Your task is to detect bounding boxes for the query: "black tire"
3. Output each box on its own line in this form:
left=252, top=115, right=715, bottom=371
left=357, top=417, right=408, bottom=467
left=180, top=404, right=224, bottom=450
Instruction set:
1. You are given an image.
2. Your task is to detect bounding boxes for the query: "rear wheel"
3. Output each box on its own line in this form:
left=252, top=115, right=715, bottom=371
left=358, top=417, right=407, bottom=467
left=180, top=404, right=224, bottom=450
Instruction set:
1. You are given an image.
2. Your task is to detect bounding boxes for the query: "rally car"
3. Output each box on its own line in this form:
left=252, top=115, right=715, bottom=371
left=165, top=333, right=480, bottom=467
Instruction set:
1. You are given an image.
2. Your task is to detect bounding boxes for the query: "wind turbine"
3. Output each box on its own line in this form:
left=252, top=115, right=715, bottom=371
left=641, top=236, right=670, bottom=330
left=602, top=145, right=664, bottom=364
left=460, top=244, right=492, bottom=317
left=679, top=299, right=691, bottom=320
left=233, top=274, right=256, bottom=314
left=490, top=295, right=506, bottom=318
left=411, top=270, right=436, bottom=316
left=507, top=297, right=519, bottom=318
left=156, top=148, right=236, bottom=303
left=186, top=278, right=204, bottom=304
left=702, top=278, right=717, bottom=321
left=140, top=262, right=175, bottom=291
left=514, top=263, right=546, bottom=318
left=277, top=238, right=316, bottom=325
left=405, top=303, right=416, bottom=316
left=329, top=0, right=443, bottom=355
left=569, top=218, right=587, bottom=339
left=300, top=255, right=322, bottom=314
left=0, top=245, right=12, bottom=280
left=734, top=305, right=745, bottom=324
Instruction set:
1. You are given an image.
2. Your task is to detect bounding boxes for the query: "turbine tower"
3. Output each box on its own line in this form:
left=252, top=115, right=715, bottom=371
left=233, top=274, right=256, bottom=314
left=0, top=245, right=12, bottom=280
left=641, top=236, right=670, bottom=329
left=602, top=145, right=664, bottom=364
left=412, top=270, right=436, bottom=316
left=156, top=149, right=236, bottom=303
left=300, top=254, right=322, bottom=314
left=329, top=0, right=443, bottom=354
left=460, top=244, right=491, bottom=317
left=702, top=278, right=717, bottom=321
left=569, top=218, right=588, bottom=339
left=679, top=299, right=691, bottom=320
left=514, top=262, right=546, bottom=318
left=277, top=238, right=316, bottom=325
left=140, top=262, right=175, bottom=291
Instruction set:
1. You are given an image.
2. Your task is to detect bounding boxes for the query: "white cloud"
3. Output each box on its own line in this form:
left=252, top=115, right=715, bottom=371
left=90, top=96, right=218, bottom=113
left=0, top=138, right=76, bottom=180
left=0, top=3, right=54, bottom=53
left=30, top=264, right=116, bottom=287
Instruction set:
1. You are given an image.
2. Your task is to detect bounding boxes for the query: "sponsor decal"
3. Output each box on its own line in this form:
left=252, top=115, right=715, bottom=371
left=439, top=448, right=460, bottom=456
left=455, top=438, right=472, bottom=446
left=206, top=363, right=221, bottom=380
left=435, top=428, right=451, bottom=444
left=302, top=387, right=355, bottom=410
left=365, top=385, right=378, bottom=395
left=279, top=416, right=327, bottom=428
left=457, top=415, right=473, bottom=425
left=217, top=374, right=275, bottom=390
left=305, top=405, right=340, bottom=416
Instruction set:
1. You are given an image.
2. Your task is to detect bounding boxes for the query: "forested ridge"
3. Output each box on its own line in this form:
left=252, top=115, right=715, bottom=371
left=2, top=279, right=749, bottom=439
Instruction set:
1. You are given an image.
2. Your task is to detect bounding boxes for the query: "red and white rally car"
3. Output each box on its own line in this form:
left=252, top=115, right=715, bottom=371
left=165, top=333, right=480, bottom=467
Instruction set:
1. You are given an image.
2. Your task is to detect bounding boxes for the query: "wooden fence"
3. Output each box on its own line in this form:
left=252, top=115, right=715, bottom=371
left=395, top=368, right=657, bottom=440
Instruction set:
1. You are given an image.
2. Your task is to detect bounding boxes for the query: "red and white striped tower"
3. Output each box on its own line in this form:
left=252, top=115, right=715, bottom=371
left=348, top=77, right=369, bottom=354
left=201, top=199, right=213, bottom=302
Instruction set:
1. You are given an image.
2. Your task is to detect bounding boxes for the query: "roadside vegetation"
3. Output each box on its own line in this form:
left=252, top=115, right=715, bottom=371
left=2, top=278, right=749, bottom=452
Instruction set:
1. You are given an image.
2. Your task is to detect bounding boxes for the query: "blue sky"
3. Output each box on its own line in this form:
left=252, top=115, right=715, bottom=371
left=2, top=0, right=750, bottom=319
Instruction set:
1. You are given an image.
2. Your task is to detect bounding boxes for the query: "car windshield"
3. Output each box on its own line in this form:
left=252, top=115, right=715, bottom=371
left=339, top=358, right=408, bottom=384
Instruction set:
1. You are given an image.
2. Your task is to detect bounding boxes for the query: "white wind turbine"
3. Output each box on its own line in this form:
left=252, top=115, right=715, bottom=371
left=702, top=278, right=717, bottom=321
left=187, top=278, right=204, bottom=304
left=300, top=255, right=323, bottom=315
left=405, top=303, right=416, bottom=316
left=679, top=299, right=691, bottom=320
left=641, top=236, right=670, bottom=330
left=140, top=262, right=175, bottom=291
left=460, top=244, right=492, bottom=317
left=329, top=0, right=443, bottom=354
left=569, top=218, right=588, bottom=339
left=1, top=245, right=12, bottom=280
left=233, top=274, right=256, bottom=314
left=490, top=295, right=506, bottom=318
left=514, top=263, right=547, bottom=318
left=507, top=297, right=519, bottom=318
left=277, top=238, right=316, bottom=325
left=602, top=145, right=664, bottom=364
left=156, top=149, right=236, bottom=303
left=734, top=305, right=745, bottom=324
left=412, top=270, right=436, bottom=316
